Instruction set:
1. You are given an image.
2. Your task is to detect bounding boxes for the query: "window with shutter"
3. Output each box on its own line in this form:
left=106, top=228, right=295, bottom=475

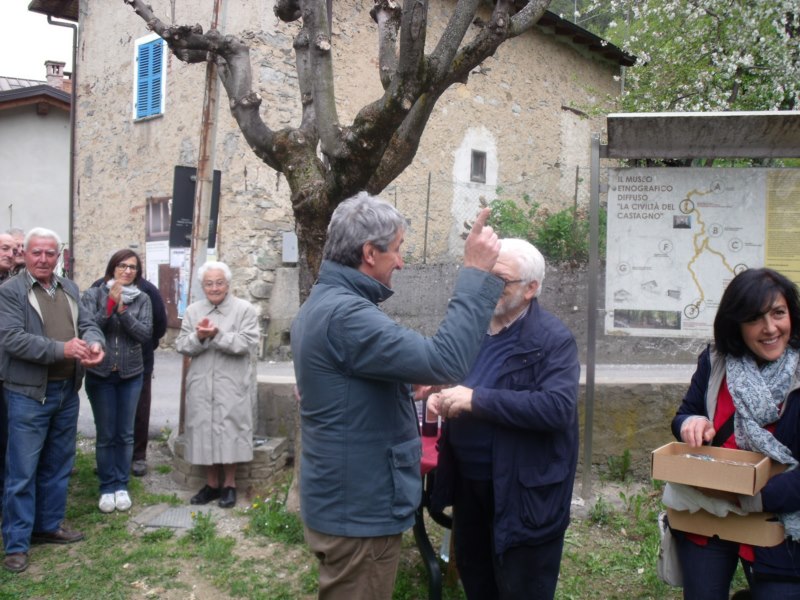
left=133, top=35, right=166, bottom=120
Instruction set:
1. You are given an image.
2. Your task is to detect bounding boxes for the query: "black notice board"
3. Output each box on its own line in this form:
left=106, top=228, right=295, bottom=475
left=169, top=165, right=221, bottom=248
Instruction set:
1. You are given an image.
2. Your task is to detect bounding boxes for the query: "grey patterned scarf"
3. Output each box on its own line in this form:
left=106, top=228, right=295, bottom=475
left=106, top=279, right=142, bottom=304
left=726, top=347, right=800, bottom=538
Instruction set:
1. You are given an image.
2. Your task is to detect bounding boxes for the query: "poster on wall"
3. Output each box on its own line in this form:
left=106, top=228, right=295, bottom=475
left=145, top=240, right=169, bottom=284
left=605, top=168, right=800, bottom=339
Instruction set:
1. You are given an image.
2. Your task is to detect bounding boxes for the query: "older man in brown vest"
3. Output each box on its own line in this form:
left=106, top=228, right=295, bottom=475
left=0, top=228, right=105, bottom=574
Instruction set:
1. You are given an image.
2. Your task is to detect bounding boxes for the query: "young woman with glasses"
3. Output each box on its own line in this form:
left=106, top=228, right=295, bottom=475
left=81, top=249, right=152, bottom=513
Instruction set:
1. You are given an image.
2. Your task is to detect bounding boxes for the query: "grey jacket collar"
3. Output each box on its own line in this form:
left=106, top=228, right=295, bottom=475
left=317, top=260, right=394, bottom=305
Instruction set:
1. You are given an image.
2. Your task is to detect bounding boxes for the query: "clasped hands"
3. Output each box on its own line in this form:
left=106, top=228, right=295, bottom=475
left=196, top=317, right=219, bottom=341
left=419, top=385, right=474, bottom=420
left=108, top=281, right=127, bottom=313
left=64, top=338, right=105, bottom=367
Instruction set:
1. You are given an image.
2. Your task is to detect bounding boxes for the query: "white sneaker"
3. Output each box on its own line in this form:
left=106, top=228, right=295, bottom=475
left=99, top=493, right=116, bottom=513
left=115, top=490, right=132, bottom=512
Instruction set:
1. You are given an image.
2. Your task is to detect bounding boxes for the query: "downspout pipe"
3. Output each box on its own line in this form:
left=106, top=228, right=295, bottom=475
left=47, top=15, right=78, bottom=278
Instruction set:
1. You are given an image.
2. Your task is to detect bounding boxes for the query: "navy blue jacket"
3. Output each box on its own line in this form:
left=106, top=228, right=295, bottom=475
left=432, top=299, right=580, bottom=555
left=673, top=347, right=800, bottom=579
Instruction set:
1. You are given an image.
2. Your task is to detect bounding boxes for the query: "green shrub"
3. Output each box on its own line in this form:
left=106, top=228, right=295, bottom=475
left=486, top=193, right=606, bottom=265
left=606, top=449, right=632, bottom=482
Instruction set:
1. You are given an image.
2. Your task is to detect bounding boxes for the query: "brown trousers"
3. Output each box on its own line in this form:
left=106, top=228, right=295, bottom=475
left=304, top=525, right=403, bottom=600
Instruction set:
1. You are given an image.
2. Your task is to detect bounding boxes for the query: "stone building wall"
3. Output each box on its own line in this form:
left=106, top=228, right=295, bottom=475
left=72, top=0, right=623, bottom=349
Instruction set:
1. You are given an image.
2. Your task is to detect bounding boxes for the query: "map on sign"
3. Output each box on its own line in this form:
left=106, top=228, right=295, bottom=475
left=605, top=168, right=784, bottom=339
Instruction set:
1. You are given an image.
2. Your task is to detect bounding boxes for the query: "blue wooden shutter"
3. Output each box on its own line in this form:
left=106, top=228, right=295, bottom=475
left=136, top=39, right=164, bottom=118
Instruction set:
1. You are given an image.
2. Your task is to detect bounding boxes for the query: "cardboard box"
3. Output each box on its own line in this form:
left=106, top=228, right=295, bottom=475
left=651, top=441, right=784, bottom=495
left=667, top=507, right=785, bottom=547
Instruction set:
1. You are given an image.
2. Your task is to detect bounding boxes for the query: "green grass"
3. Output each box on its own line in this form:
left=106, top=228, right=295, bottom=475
left=0, top=444, right=753, bottom=599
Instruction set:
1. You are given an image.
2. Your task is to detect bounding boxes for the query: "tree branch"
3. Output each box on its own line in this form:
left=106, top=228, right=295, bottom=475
left=395, top=0, right=428, bottom=81
left=367, top=92, right=439, bottom=191
left=445, top=0, right=514, bottom=85
left=429, top=0, right=482, bottom=80
left=303, top=0, right=342, bottom=158
left=509, top=0, right=550, bottom=37
left=274, top=0, right=302, bottom=22
left=370, top=0, right=402, bottom=89
left=292, top=23, right=319, bottom=135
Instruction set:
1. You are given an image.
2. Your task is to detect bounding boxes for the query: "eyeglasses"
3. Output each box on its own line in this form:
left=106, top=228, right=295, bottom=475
left=500, top=278, right=523, bottom=288
left=202, top=280, right=228, bottom=289
left=116, top=263, right=138, bottom=272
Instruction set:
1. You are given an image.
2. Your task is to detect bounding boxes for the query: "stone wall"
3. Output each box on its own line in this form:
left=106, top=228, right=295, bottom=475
left=72, top=0, right=623, bottom=332
left=169, top=364, right=686, bottom=490
left=264, top=261, right=710, bottom=364
left=579, top=382, right=685, bottom=478
left=171, top=434, right=290, bottom=494
left=250, top=376, right=688, bottom=481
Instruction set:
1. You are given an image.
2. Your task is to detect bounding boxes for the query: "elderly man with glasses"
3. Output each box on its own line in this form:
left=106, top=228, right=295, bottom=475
left=429, top=238, right=581, bottom=600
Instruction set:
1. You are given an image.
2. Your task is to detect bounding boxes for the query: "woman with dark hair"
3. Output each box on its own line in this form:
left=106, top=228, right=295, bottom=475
left=671, top=267, right=800, bottom=599
left=81, top=249, right=152, bottom=513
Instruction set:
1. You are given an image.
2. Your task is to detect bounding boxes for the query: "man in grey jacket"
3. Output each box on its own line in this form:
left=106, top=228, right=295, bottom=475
left=0, top=232, right=18, bottom=507
left=0, top=228, right=105, bottom=574
left=291, top=192, right=503, bottom=600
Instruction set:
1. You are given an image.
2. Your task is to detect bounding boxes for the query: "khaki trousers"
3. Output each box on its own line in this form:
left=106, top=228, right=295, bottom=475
left=304, top=525, right=403, bottom=600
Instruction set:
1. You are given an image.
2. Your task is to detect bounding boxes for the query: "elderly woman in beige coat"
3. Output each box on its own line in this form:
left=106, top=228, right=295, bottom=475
left=176, top=261, right=259, bottom=509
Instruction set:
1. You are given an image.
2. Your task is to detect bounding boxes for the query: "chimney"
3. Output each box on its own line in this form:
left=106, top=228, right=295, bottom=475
left=45, top=60, right=66, bottom=90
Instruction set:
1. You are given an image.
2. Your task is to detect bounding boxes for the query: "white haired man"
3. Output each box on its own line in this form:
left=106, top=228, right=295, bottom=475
left=0, top=228, right=105, bottom=573
left=429, top=238, right=580, bottom=600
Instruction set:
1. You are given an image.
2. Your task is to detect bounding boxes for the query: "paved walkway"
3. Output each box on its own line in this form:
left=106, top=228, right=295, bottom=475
left=78, top=349, right=694, bottom=438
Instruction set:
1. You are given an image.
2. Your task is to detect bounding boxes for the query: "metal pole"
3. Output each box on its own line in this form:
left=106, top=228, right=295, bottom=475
left=47, top=16, right=78, bottom=277
left=582, top=134, right=601, bottom=500
left=423, top=172, right=431, bottom=265
left=179, top=0, right=225, bottom=434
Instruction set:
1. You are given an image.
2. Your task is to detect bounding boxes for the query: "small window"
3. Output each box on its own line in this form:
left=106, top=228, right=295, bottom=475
left=134, top=35, right=166, bottom=119
left=146, top=196, right=171, bottom=241
left=470, top=150, right=487, bottom=183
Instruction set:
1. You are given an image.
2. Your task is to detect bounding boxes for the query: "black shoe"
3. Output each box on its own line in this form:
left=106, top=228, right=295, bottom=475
left=190, top=485, right=221, bottom=505
left=218, top=486, right=236, bottom=509
left=131, top=460, right=147, bottom=477
left=3, top=552, right=28, bottom=573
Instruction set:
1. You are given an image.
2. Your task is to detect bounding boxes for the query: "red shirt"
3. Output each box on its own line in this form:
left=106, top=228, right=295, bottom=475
left=686, top=377, right=777, bottom=562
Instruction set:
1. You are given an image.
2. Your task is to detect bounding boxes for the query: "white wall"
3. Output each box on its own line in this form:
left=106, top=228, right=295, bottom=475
left=0, top=104, right=70, bottom=244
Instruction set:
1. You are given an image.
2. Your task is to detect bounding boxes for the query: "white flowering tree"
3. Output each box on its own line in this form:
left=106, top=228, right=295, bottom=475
left=590, top=0, right=799, bottom=113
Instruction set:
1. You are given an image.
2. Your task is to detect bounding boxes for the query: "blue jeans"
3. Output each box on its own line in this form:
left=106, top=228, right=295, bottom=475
left=752, top=579, right=800, bottom=599
left=2, top=380, right=80, bottom=554
left=85, top=372, right=142, bottom=495
left=0, top=385, right=6, bottom=498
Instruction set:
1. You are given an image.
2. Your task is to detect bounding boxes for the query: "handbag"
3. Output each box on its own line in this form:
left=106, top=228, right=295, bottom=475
left=657, top=510, right=683, bottom=587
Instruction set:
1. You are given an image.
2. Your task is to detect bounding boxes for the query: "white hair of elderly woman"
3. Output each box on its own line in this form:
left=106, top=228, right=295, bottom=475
left=198, top=261, right=232, bottom=282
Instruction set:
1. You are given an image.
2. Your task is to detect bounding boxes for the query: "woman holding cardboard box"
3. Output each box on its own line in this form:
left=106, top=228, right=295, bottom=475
left=671, top=267, right=800, bottom=599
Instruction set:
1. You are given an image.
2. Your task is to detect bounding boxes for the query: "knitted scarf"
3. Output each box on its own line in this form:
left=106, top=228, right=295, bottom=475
left=106, top=279, right=142, bottom=304
left=726, top=347, right=800, bottom=538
